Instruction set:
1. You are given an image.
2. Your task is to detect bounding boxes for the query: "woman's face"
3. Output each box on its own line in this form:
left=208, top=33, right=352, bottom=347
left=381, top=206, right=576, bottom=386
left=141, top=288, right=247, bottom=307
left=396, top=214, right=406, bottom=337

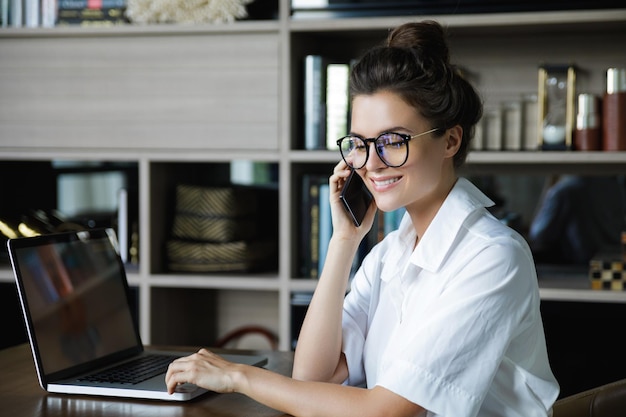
left=350, top=90, right=459, bottom=214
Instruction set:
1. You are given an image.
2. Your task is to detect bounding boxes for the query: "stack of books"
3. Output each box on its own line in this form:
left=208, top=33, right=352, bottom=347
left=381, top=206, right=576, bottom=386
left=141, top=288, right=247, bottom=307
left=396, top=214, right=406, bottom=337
left=303, top=55, right=352, bottom=151
left=298, top=173, right=405, bottom=279
left=57, top=0, right=128, bottom=26
left=1, top=0, right=128, bottom=28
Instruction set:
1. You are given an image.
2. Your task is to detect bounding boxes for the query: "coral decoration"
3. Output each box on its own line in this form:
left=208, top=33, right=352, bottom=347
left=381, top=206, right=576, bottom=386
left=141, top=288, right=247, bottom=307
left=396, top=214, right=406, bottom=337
left=126, top=0, right=254, bottom=24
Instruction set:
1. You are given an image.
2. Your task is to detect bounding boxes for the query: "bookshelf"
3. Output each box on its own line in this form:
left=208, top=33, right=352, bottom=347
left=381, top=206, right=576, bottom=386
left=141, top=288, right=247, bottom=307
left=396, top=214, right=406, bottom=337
left=1, top=1, right=626, bottom=352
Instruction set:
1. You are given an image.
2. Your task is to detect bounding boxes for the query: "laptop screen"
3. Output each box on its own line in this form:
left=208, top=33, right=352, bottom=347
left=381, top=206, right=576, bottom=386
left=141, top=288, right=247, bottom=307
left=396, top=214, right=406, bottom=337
left=10, top=228, right=140, bottom=376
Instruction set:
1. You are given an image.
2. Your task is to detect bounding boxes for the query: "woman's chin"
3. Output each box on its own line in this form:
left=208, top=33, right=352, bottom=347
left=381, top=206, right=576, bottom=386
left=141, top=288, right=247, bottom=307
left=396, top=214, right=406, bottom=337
left=375, top=201, right=403, bottom=213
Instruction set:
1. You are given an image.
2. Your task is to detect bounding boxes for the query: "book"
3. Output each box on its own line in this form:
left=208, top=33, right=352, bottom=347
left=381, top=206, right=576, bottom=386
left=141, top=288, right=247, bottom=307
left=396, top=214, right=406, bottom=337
left=303, top=55, right=327, bottom=150
left=317, top=183, right=332, bottom=274
left=299, top=174, right=316, bottom=277
left=325, top=62, right=350, bottom=150
left=1, top=0, right=8, bottom=27
left=300, top=173, right=332, bottom=279
left=57, top=0, right=128, bottom=25
left=57, top=9, right=128, bottom=26
left=9, top=0, right=22, bottom=27
left=303, top=56, right=353, bottom=151
left=24, top=0, right=39, bottom=27
left=308, top=177, right=320, bottom=278
left=118, top=188, right=129, bottom=264
left=58, top=0, right=126, bottom=7
left=117, top=187, right=139, bottom=265
left=41, top=0, right=57, bottom=27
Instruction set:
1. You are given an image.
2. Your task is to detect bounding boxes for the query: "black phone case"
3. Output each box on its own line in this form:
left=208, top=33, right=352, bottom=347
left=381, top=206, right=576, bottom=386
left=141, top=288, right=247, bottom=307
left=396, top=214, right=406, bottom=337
left=339, top=170, right=374, bottom=226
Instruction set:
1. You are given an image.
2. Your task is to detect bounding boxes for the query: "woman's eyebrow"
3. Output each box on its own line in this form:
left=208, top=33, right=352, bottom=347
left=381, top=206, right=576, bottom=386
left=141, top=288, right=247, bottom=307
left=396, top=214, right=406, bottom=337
left=349, top=127, right=410, bottom=137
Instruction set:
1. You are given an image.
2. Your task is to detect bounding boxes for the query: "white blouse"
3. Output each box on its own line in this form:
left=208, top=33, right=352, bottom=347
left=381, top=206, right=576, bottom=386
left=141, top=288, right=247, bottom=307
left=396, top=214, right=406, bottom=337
left=341, top=177, right=560, bottom=417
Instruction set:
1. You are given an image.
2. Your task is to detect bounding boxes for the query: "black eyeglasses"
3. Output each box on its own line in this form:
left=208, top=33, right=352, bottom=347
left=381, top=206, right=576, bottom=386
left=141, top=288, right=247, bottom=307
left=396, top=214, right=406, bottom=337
left=336, top=128, right=440, bottom=169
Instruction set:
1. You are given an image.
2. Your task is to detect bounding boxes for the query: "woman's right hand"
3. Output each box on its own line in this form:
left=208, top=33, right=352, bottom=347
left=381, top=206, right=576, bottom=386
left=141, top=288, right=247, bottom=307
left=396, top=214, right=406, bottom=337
left=329, top=160, right=377, bottom=243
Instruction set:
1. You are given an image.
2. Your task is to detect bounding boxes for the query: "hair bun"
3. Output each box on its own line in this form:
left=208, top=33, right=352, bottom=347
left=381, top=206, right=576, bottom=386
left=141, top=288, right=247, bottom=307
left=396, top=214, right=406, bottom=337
left=386, top=20, right=450, bottom=65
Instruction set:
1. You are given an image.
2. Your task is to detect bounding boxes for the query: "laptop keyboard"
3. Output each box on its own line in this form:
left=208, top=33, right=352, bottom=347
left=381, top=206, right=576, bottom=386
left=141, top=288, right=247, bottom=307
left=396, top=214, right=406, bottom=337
left=78, top=354, right=180, bottom=385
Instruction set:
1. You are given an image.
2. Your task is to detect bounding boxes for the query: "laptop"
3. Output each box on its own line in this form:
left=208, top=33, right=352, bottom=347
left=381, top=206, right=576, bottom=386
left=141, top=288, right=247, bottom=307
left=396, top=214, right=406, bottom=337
left=7, top=227, right=268, bottom=401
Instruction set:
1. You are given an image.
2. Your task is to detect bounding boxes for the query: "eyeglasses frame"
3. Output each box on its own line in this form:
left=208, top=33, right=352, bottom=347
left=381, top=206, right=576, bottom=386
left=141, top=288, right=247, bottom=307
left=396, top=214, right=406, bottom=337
left=336, top=127, right=440, bottom=169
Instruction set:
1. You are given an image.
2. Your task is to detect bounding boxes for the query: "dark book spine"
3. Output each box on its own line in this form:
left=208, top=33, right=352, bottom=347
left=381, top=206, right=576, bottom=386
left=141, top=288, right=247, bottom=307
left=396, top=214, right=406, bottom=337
left=317, top=182, right=332, bottom=274
left=304, top=55, right=328, bottom=150
left=299, top=174, right=313, bottom=277
left=300, top=174, right=325, bottom=278
left=308, top=176, right=321, bottom=279
left=57, top=9, right=128, bottom=24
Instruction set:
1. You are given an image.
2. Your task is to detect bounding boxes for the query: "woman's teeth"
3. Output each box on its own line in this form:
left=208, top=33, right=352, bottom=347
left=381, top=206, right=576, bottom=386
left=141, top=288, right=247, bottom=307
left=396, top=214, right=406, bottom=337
left=374, top=178, right=399, bottom=186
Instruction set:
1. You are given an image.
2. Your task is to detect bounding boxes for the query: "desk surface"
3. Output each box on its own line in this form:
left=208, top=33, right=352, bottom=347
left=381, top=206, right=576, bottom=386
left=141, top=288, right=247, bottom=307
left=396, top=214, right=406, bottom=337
left=1, top=343, right=293, bottom=417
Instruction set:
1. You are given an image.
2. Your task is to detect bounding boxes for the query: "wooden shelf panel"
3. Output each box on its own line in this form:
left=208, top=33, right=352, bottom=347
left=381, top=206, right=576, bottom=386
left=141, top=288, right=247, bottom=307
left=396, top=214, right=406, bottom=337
left=0, top=20, right=281, bottom=38
left=0, top=31, right=280, bottom=152
left=148, top=274, right=281, bottom=291
left=289, top=9, right=626, bottom=32
left=290, top=149, right=626, bottom=165
left=539, top=288, right=626, bottom=303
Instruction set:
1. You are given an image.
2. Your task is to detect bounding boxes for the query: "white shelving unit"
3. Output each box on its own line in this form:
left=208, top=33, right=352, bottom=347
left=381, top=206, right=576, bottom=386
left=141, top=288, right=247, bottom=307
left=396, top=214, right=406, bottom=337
left=1, top=1, right=626, bottom=350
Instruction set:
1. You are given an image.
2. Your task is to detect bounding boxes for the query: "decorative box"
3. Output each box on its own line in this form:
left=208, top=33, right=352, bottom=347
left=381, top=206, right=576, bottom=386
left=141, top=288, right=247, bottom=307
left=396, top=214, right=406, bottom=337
left=589, top=255, right=626, bottom=291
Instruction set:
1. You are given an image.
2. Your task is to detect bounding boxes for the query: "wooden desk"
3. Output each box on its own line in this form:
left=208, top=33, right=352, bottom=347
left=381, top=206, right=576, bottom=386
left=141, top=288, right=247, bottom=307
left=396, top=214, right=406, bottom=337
left=0, top=343, right=292, bottom=417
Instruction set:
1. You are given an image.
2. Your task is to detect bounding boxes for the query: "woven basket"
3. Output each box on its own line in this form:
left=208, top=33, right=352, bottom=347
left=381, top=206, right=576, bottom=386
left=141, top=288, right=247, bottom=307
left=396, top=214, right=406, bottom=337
left=166, top=239, right=277, bottom=272
left=175, top=184, right=258, bottom=217
left=171, top=213, right=257, bottom=242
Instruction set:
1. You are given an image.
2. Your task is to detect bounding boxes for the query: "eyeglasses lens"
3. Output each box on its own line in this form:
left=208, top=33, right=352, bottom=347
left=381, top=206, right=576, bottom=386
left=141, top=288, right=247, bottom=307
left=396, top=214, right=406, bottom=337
left=339, top=133, right=409, bottom=168
left=340, top=137, right=366, bottom=169
left=376, top=133, right=407, bottom=167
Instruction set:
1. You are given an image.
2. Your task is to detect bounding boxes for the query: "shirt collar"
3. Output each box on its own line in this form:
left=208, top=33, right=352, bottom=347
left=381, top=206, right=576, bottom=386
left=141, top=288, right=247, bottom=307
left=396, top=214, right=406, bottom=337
left=381, top=177, right=494, bottom=279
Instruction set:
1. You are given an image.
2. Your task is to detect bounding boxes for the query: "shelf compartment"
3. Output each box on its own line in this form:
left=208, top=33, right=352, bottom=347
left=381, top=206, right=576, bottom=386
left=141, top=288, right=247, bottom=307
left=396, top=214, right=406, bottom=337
left=290, top=162, right=334, bottom=279
left=148, top=161, right=279, bottom=276
left=149, top=287, right=279, bottom=347
left=289, top=17, right=626, bottom=153
left=0, top=159, right=139, bottom=267
left=150, top=286, right=218, bottom=346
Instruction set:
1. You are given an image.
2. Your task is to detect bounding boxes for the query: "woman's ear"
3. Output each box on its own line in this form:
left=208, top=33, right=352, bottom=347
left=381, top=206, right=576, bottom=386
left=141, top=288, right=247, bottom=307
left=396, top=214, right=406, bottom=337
left=444, top=125, right=463, bottom=158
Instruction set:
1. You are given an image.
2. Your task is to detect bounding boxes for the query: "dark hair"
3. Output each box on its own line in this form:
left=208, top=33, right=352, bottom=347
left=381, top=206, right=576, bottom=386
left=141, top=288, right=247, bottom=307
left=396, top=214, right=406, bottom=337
left=350, top=20, right=483, bottom=168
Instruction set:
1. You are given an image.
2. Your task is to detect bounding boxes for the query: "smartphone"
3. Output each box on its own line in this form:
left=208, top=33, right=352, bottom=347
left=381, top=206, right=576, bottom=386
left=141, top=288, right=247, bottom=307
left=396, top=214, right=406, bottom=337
left=340, top=169, right=374, bottom=227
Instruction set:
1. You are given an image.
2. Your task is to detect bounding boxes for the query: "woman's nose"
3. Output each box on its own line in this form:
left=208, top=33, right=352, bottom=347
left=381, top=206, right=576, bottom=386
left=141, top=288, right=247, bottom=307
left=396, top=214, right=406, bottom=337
left=365, top=142, right=386, bottom=170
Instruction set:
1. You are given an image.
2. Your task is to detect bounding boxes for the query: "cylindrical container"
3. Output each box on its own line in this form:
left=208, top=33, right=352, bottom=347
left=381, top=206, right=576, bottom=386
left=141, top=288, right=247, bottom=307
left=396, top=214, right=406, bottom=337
left=574, top=93, right=601, bottom=151
left=602, top=68, right=626, bottom=151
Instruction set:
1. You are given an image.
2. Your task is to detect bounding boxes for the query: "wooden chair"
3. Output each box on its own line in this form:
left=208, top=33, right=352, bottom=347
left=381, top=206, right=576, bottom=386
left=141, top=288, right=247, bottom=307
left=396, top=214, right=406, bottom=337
left=213, top=325, right=279, bottom=350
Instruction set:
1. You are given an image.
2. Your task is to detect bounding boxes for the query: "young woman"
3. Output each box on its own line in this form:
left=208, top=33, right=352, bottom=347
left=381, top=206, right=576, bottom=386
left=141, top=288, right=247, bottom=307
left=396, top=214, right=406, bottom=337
left=166, top=20, right=560, bottom=416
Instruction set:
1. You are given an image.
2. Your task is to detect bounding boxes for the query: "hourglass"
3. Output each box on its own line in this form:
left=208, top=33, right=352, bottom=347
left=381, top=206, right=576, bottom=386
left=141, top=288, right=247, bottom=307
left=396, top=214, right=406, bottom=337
left=538, top=65, right=576, bottom=150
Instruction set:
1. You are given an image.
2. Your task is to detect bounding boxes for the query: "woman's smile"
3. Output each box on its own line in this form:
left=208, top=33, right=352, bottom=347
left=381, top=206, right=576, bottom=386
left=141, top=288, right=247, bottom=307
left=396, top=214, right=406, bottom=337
left=370, top=175, right=401, bottom=190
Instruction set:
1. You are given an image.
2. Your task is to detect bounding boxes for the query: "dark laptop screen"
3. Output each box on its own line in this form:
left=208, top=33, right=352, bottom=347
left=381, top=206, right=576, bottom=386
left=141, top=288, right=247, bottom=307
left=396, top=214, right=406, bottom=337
left=10, top=229, right=139, bottom=376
